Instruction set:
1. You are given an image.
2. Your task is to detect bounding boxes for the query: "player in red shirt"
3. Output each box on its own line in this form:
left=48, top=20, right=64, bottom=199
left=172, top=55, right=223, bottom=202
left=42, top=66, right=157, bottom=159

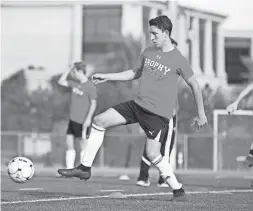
left=227, top=82, right=253, bottom=167
left=58, top=16, right=207, bottom=201
left=57, top=62, right=97, bottom=169
left=136, top=38, right=179, bottom=188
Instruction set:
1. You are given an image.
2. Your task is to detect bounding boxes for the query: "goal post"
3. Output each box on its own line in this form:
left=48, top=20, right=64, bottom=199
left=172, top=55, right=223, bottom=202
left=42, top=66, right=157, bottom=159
left=213, top=109, right=253, bottom=172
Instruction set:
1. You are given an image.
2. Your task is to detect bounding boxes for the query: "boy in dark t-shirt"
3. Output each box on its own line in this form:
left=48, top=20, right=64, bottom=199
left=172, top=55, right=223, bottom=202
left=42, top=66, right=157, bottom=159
left=58, top=62, right=97, bottom=169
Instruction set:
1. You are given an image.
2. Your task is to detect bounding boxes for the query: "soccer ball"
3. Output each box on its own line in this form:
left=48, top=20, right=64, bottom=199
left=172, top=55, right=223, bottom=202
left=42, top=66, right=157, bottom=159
left=7, top=157, right=35, bottom=183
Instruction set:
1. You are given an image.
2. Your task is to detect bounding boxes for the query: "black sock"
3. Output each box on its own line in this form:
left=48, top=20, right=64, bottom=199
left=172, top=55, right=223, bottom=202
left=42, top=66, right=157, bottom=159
left=137, top=159, right=150, bottom=181
left=77, top=164, right=91, bottom=171
left=158, top=176, right=165, bottom=184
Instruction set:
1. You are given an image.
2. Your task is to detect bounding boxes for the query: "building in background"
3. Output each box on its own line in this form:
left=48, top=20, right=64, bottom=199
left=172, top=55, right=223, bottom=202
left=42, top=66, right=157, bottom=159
left=224, top=30, right=253, bottom=84
left=1, top=0, right=227, bottom=89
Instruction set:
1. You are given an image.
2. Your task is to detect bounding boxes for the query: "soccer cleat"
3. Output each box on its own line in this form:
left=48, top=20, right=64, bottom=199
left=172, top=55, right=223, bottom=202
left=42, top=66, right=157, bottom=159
left=136, top=180, right=151, bottom=187
left=57, top=167, right=91, bottom=181
left=169, top=188, right=187, bottom=202
left=243, top=155, right=253, bottom=167
left=157, top=182, right=170, bottom=188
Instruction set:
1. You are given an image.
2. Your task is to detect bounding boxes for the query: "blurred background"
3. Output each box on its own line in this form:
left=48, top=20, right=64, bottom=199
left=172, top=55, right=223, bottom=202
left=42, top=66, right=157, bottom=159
left=1, top=0, right=253, bottom=173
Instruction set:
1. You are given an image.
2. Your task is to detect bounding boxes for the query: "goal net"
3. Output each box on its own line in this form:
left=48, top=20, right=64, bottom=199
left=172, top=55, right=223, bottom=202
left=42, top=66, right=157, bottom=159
left=213, top=109, right=253, bottom=171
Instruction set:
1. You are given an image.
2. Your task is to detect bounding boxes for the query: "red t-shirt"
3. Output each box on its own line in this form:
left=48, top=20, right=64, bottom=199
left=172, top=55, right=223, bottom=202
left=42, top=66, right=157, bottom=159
left=134, top=47, right=193, bottom=119
left=68, top=80, right=97, bottom=124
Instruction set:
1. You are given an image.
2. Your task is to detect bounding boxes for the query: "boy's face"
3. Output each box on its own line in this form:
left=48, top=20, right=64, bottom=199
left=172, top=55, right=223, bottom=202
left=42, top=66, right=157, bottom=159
left=71, top=68, right=85, bottom=81
left=149, top=25, right=167, bottom=48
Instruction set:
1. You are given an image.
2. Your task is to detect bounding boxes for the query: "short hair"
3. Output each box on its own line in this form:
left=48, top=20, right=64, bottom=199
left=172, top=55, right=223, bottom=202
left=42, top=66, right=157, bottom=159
left=149, top=15, right=173, bottom=37
left=74, top=61, right=86, bottom=74
left=170, top=38, right=178, bottom=46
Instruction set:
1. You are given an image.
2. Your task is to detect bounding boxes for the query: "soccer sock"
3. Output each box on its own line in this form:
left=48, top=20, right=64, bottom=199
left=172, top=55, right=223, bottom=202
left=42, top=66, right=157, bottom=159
left=66, top=149, right=76, bottom=169
left=248, top=142, right=253, bottom=157
left=80, top=151, right=85, bottom=162
left=81, top=123, right=105, bottom=167
left=152, top=154, right=182, bottom=190
left=138, top=153, right=151, bottom=181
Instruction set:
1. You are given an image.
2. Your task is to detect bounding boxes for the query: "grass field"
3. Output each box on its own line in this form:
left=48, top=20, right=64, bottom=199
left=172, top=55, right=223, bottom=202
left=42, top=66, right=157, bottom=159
left=1, top=167, right=253, bottom=211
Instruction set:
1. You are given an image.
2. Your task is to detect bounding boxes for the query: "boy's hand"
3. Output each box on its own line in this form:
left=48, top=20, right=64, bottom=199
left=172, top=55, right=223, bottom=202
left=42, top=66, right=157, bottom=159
left=191, top=115, right=208, bottom=130
left=92, top=74, right=108, bottom=84
left=226, top=101, right=238, bottom=115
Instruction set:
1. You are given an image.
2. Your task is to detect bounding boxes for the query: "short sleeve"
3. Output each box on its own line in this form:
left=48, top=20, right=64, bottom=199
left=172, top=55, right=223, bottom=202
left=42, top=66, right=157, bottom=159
left=132, top=49, right=146, bottom=74
left=87, top=83, right=97, bottom=100
left=177, top=57, right=194, bottom=81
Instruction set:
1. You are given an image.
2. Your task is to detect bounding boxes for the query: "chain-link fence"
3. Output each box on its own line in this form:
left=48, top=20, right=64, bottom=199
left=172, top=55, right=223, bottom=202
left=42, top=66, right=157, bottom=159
left=1, top=130, right=252, bottom=171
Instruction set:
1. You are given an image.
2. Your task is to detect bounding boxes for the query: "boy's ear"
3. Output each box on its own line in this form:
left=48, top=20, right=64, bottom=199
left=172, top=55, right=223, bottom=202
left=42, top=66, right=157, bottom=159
left=164, top=30, right=170, bottom=37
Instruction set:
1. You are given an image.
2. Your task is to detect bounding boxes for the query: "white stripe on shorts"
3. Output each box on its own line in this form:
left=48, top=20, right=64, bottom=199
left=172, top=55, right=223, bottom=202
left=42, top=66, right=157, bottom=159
left=164, top=117, right=174, bottom=161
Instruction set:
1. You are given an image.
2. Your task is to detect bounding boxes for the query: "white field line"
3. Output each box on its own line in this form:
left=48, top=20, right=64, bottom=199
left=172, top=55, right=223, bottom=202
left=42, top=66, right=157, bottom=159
left=1, top=189, right=253, bottom=205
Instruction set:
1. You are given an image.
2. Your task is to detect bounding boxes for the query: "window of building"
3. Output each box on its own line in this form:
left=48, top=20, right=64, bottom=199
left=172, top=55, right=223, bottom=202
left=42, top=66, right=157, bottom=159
left=199, top=19, right=205, bottom=72
left=82, top=5, right=122, bottom=57
left=225, top=37, right=251, bottom=84
left=188, top=16, right=193, bottom=65
left=212, top=21, right=218, bottom=76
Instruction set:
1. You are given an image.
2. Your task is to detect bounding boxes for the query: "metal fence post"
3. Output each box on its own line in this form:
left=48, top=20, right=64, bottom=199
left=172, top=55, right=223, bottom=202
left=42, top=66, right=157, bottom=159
left=100, top=143, right=104, bottom=168
left=17, top=133, right=22, bottom=156
left=183, top=134, right=188, bottom=170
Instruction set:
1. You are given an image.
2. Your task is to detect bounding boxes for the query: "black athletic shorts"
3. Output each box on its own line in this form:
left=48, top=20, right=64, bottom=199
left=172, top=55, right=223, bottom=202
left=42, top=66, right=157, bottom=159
left=113, top=100, right=170, bottom=143
left=66, top=120, right=83, bottom=138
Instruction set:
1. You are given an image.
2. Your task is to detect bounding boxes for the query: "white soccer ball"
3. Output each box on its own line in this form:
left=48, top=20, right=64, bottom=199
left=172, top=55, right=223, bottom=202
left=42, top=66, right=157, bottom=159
left=7, top=157, right=35, bottom=183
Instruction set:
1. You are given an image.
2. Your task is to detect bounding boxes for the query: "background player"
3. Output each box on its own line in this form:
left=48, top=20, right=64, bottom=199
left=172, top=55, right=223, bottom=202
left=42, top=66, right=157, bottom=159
left=227, top=82, right=253, bottom=167
left=58, top=15, right=208, bottom=201
left=58, top=62, right=97, bottom=169
left=136, top=38, right=179, bottom=187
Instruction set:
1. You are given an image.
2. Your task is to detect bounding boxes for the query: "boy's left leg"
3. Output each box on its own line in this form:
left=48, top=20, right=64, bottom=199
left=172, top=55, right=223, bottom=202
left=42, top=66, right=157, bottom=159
left=80, top=127, right=87, bottom=162
left=138, top=111, right=186, bottom=201
left=158, top=115, right=177, bottom=187
left=145, top=131, right=186, bottom=201
left=136, top=115, right=177, bottom=188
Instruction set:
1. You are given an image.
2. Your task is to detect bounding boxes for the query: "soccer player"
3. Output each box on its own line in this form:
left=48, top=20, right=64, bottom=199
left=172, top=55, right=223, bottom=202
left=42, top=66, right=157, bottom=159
left=58, top=15, right=208, bottom=201
left=227, top=82, right=253, bottom=167
left=58, top=62, right=97, bottom=169
left=136, top=38, right=179, bottom=188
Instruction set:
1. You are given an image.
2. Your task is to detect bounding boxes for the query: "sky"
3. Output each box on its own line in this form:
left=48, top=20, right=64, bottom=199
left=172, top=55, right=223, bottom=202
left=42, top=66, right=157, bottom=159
left=178, top=0, right=253, bottom=30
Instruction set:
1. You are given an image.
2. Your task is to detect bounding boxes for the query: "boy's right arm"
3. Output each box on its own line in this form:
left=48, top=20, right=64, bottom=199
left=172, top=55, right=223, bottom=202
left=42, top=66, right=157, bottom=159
left=227, top=82, right=253, bottom=114
left=58, top=67, right=73, bottom=87
left=233, top=82, right=253, bottom=105
left=92, top=50, right=145, bottom=84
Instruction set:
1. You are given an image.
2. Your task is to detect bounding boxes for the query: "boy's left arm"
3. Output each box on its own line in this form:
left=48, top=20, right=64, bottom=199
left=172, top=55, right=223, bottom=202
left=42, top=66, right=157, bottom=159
left=178, top=57, right=207, bottom=130
left=186, top=75, right=207, bottom=129
left=83, top=99, right=97, bottom=128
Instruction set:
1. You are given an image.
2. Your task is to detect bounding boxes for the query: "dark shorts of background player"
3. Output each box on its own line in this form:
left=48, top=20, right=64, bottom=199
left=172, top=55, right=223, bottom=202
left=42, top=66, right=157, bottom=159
left=66, top=120, right=83, bottom=138
left=113, top=100, right=170, bottom=143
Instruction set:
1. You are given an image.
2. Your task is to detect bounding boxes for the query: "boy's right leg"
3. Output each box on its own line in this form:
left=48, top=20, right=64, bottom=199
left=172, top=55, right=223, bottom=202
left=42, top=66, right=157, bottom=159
left=65, top=135, right=76, bottom=169
left=65, top=120, right=76, bottom=169
left=58, top=103, right=136, bottom=180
